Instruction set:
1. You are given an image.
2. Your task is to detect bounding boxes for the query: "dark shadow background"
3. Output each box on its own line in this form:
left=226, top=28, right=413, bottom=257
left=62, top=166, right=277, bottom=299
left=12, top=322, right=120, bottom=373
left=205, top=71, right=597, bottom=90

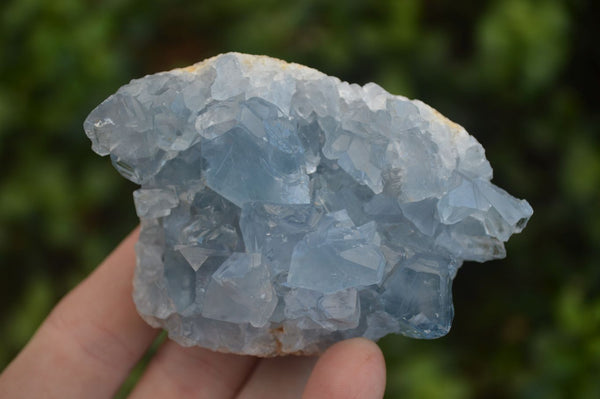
left=1, top=0, right=599, bottom=397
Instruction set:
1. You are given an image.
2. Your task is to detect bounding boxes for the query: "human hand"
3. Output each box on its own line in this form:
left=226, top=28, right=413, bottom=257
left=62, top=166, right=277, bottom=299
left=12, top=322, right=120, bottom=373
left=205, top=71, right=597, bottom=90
left=0, top=228, right=386, bottom=398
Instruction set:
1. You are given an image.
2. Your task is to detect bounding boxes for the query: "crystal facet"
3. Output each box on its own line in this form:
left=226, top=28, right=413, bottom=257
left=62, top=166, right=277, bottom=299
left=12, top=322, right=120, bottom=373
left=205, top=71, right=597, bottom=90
left=84, top=53, right=533, bottom=356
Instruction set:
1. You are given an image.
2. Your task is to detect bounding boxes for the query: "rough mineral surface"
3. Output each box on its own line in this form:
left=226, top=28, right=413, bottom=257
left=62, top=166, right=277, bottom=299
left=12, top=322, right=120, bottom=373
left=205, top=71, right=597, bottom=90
left=84, top=53, right=533, bottom=356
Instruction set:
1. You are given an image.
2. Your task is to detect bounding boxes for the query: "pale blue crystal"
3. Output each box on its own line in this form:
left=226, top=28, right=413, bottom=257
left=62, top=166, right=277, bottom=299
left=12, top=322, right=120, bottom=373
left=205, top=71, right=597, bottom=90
left=240, top=202, right=322, bottom=276
left=381, top=254, right=455, bottom=338
left=284, top=288, right=360, bottom=331
left=201, top=121, right=309, bottom=207
left=133, top=188, right=179, bottom=218
left=84, top=53, right=533, bottom=356
left=287, top=211, right=386, bottom=293
left=201, top=253, right=277, bottom=328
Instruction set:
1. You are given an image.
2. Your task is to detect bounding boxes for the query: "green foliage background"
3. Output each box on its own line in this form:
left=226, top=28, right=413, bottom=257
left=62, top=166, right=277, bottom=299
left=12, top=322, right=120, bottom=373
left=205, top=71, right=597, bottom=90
left=1, top=0, right=599, bottom=397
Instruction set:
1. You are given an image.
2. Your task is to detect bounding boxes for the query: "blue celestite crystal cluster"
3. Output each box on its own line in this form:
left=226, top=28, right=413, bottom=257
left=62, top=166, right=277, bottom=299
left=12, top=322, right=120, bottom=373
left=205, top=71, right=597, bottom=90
left=84, top=53, right=533, bottom=356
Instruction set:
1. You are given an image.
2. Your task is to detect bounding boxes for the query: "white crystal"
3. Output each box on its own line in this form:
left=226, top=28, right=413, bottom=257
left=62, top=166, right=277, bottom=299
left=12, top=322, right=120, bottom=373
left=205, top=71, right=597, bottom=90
left=133, top=188, right=179, bottom=218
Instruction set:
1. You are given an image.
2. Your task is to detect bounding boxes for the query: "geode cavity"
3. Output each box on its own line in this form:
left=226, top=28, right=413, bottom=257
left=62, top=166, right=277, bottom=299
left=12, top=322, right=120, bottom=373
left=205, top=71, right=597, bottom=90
left=84, top=53, right=533, bottom=356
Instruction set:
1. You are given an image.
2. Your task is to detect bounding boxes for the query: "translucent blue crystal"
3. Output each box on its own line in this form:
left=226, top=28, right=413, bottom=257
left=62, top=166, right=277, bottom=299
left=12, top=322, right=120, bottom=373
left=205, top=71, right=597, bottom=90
left=84, top=53, right=533, bottom=356
left=201, top=253, right=277, bottom=328
left=287, top=211, right=386, bottom=293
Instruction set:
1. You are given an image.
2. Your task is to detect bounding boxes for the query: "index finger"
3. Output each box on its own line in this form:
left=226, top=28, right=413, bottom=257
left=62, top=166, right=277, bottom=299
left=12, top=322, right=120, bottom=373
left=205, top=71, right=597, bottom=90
left=0, top=227, right=158, bottom=399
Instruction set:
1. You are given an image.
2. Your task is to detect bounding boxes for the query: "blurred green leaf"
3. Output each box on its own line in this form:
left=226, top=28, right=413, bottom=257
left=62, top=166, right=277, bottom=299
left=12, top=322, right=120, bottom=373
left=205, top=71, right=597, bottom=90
left=477, top=0, right=569, bottom=96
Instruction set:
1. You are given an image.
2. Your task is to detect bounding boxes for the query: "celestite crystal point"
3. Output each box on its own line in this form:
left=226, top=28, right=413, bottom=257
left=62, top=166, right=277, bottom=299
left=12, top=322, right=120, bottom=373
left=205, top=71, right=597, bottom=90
left=84, top=53, right=533, bottom=356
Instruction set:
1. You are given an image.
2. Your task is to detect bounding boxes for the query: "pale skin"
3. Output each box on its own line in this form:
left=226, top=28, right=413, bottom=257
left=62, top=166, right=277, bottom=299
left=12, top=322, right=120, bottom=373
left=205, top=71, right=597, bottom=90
left=0, top=228, right=386, bottom=398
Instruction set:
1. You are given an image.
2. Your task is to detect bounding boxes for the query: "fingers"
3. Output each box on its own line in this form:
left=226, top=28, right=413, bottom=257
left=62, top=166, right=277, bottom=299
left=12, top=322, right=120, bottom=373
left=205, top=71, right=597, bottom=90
left=0, top=227, right=158, bottom=399
left=128, top=339, right=257, bottom=399
left=236, top=355, right=317, bottom=399
left=0, top=224, right=387, bottom=399
left=129, top=338, right=381, bottom=399
left=302, top=338, right=386, bottom=399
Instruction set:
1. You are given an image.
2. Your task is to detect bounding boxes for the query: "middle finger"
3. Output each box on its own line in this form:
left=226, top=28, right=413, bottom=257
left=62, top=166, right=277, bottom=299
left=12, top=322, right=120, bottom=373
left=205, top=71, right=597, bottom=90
left=128, top=339, right=257, bottom=399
